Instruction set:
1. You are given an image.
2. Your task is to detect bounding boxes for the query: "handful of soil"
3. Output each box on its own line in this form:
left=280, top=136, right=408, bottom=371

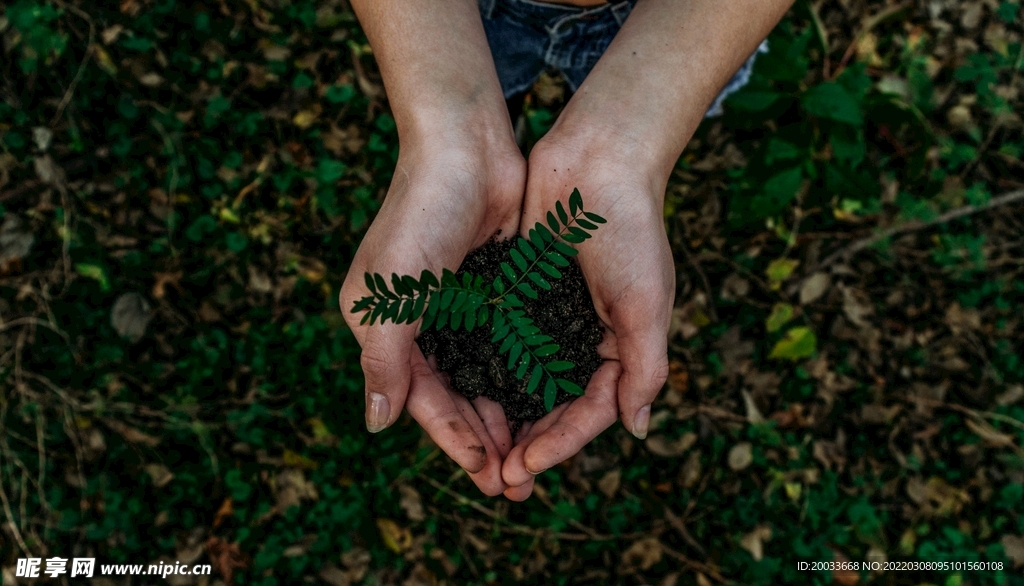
left=416, top=237, right=603, bottom=426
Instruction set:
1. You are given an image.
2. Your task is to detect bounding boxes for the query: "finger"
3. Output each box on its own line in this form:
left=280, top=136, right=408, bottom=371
left=503, top=478, right=534, bottom=502
left=615, top=320, right=669, bottom=440
left=455, top=394, right=508, bottom=497
left=359, top=322, right=416, bottom=433
left=405, top=350, right=490, bottom=474
left=501, top=401, right=573, bottom=488
left=521, top=360, right=621, bottom=476
left=473, top=396, right=513, bottom=459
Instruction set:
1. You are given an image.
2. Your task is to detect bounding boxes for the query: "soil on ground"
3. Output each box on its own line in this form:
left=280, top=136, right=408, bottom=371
left=416, top=237, right=603, bottom=428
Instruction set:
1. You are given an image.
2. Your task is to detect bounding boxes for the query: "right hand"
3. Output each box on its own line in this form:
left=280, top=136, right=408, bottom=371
left=339, top=132, right=525, bottom=496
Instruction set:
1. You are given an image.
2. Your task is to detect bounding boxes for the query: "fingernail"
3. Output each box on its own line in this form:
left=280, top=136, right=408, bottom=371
left=632, top=404, right=651, bottom=440
left=366, top=392, right=390, bottom=433
left=526, top=466, right=547, bottom=476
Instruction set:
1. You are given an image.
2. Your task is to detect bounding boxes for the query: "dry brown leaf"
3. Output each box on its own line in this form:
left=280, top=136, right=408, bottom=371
left=145, top=463, right=174, bottom=488
left=318, top=563, right=351, bottom=586
left=598, top=469, right=621, bottom=498
left=799, top=273, right=831, bottom=305
left=273, top=468, right=318, bottom=512
left=742, top=390, right=765, bottom=424
left=398, top=485, right=425, bottom=522
left=740, top=525, right=772, bottom=561
left=679, top=450, right=702, bottom=488
left=248, top=265, right=273, bottom=293
left=841, top=286, right=874, bottom=327
left=832, top=549, right=859, bottom=586
left=965, top=417, right=1015, bottom=448
left=341, top=547, right=371, bottom=581
left=621, top=537, right=663, bottom=571
left=213, top=497, right=234, bottom=528
left=860, top=404, right=901, bottom=425
left=646, top=432, right=697, bottom=458
left=996, top=385, right=1023, bottom=406
left=945, top=302, right=981, bottom=333
left=728, top=442, right=753, bottom=471
left=101, top=24, right=124, bottom=45
left=105, top=419, right=160, bottom=447
left=205, top=536, right=249, bottom=585
left=1001, top=535, right=1024, bottom=568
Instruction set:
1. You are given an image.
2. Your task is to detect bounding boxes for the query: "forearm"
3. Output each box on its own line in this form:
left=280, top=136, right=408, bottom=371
left=550, top=0, right=794, bottom=183
left=350, top=0, right=513, bottom=146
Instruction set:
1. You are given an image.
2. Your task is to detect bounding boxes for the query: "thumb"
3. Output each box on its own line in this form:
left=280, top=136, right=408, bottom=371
left=359, top=322, right=415, bottom=433
left=615, top=320, right=669, bottom=441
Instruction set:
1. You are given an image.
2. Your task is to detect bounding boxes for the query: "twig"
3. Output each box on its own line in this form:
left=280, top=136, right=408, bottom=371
left=659, top=543, right=726, bottom=583
left=817, top=188, right=1024, bottom=270
left=831, top=2, right=911, bottom=79
left=0, top=448, right=34, bottom=558
left=419, top=474, right=636, bottom=541
left=49, top=0, right=96, bottom=127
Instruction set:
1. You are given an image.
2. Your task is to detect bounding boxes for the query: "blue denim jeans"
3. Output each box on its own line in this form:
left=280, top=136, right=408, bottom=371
left=478, top=0, right=768, bottom=117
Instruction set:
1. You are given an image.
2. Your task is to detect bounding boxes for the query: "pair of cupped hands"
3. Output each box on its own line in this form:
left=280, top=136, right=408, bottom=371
left=339, top=118, right=676, bottom=501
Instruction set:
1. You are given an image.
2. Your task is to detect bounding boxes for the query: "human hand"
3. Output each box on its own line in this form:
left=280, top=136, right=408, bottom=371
left=340, top=132, right=525, bottom=496
left=501, top=132, right=675, bottom=500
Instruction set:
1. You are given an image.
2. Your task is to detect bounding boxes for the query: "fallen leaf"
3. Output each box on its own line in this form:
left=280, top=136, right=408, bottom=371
left=32, top=127, right=52, bottom=151
left=152, top=271, right=183, bottom=300
left=318, top=563, right=351, bottom=586
left=282, top=449, right=318, bottom=469
left=799, top=273, right=831, bottom=305
left=1001, top=534, right=1024, bottom=568
left=742, top=390, right=765, bottom=424
left=139, top=72, right=163, bottom=87
left=105, top=419, right=160, bottom=446
left=769, top=327, right=818, bottom=360
left=841, top=286, right=874, bottom=327
left=860, top=404, right=901, bottom=425
left=598, top=469, right=621, bottom=498
left=945, top=302, right=981, bottom=334
left=101, top=24, right=124, bottom=45
left=273, top=468, right=318, bottom=512
left=765, top=258, right=799, bottom=290
left=679, top=451, right=702, bottom=488
left=33, top=154, right=65, bottom=186
left=622, top=537, right=663, bottom=571
left=213, top=498, right=234, bottom=528
left=111, top=292, right=153, bottom=343
left=832, top=549, right=859, bottom=586
left=965, top=417, right=1015, bottom=448
left=293, top=106, right=321, bottom=129
left=720, top=273, right=750, bottom=300
left=766, top=303, right=795, bottom=334
left=376, top=518, right=412, bottom=553
left=728, top=442, right=753, bottom=471
left=145, top=463, right=174, bottom=488
left=340, top=548, right=371, bottom=581
left=398, top=485, right=425, bottom=522
left=205, top=537, right=249, bottom=585
left=740, top=525, right=772, bottom=561
left=996, top=385, right=1023, bottom=406
left=646, top=432, right=697, bottom=458
left=0, top=215, right=35, bottom=269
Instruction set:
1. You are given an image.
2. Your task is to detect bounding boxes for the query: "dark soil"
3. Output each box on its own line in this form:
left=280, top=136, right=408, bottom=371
left=416, top=237, right=603, bottom=428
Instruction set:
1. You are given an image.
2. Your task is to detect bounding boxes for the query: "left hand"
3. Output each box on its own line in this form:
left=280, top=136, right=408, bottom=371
left=500, top=128, right=675, bottom=500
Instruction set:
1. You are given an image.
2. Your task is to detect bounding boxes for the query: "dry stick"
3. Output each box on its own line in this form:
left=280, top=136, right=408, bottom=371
left=0, top=448, right=34, bottom=558
left=817, top=188, right=1024, bottom=270
left=49, top=0, right=96, bottom=127
left=831, top=1, right=912, bottom=79
left=419, top=474, right=634, bottom=542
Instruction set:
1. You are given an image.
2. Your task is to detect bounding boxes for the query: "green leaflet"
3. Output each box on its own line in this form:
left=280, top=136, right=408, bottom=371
left=349, top=188, right=604, bottom=412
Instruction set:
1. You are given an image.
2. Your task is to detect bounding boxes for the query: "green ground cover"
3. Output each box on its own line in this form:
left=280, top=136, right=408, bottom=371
left=1, top=0, right=1023, bottom=584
